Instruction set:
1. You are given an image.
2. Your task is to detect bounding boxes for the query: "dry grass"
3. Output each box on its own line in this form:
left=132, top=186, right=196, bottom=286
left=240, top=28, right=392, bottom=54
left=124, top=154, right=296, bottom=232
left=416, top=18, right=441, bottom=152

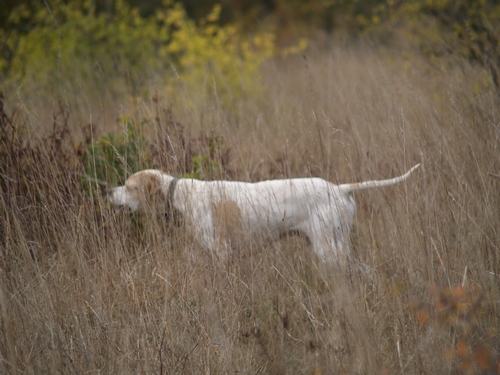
left=1, top=40, right=499, bottom=374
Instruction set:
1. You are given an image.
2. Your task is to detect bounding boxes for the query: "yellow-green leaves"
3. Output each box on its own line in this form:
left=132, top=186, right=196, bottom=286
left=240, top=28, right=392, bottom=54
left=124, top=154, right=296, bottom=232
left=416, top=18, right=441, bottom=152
left=159, top=3, right=276, bottom=100
left=2, top=1, right=302, bottom=101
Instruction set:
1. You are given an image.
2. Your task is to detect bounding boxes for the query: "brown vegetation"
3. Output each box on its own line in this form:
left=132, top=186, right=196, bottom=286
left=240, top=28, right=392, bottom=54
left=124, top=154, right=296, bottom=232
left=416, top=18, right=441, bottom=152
left=1, top=42, right=499, bottom=374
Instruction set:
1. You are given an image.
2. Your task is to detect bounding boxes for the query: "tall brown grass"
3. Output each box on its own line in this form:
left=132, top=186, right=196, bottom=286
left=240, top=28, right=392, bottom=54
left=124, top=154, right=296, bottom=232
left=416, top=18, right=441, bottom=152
left=1, top=40, right=499, bottom=374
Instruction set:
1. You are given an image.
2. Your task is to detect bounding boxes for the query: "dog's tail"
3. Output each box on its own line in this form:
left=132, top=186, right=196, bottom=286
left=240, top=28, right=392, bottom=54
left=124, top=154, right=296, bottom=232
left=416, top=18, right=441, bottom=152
left=339, top=163, right=421, bottom=195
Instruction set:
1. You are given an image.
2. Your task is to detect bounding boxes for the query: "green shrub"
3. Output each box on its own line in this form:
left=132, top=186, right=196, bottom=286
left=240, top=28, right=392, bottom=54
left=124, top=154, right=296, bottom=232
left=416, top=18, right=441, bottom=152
left=84, top=118, right=150, bottom=192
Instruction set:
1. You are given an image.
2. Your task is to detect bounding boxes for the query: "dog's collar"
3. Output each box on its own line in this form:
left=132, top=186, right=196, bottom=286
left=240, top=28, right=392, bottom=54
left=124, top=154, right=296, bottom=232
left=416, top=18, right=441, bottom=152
left=167, top=178, right=178, bottom=210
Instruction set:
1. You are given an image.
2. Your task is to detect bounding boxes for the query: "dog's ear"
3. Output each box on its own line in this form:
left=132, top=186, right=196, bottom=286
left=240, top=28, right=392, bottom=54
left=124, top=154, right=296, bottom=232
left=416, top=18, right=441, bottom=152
left=142, top=174, right=166, bottom=208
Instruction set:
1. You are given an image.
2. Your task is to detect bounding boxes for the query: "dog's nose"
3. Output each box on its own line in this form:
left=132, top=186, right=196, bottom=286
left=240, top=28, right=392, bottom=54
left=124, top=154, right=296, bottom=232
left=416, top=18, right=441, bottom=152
left=105, top=188, right=118, bottom=206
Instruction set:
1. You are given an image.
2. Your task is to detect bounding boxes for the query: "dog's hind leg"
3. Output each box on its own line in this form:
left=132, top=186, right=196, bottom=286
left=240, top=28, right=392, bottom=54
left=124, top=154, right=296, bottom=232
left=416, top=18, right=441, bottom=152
left=299, top=214, right=347, bottom=265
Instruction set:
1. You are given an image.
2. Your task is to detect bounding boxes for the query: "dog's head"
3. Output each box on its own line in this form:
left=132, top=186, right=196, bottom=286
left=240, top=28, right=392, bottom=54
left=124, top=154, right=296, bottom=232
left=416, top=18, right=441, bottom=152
left=107, top=170, right=168, bottom=213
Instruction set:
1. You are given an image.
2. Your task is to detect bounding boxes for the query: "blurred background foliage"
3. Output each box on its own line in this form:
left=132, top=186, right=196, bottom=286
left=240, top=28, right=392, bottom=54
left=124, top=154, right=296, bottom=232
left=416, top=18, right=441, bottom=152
left=0, top=0, right=281, bottom=101
left=1, top=0, right=499, bottom=95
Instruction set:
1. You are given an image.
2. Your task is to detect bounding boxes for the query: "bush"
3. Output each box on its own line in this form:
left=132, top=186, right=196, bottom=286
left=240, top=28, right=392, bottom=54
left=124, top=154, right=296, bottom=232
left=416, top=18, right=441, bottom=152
left=84, top=118, right=151, bottom=190
left=1, top=1, right=288, bottom=101
left=357, top=0, right=500, bottom=94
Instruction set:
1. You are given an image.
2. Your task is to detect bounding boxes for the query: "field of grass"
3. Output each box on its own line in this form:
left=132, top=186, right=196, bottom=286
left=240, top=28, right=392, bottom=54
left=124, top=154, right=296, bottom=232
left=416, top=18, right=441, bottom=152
left=1, top=40, right=499, bottom=374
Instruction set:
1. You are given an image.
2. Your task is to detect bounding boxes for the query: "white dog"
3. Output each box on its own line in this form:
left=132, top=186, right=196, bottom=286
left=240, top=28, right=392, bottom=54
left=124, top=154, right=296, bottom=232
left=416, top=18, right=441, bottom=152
left=107, top=164, right=420, bottom=265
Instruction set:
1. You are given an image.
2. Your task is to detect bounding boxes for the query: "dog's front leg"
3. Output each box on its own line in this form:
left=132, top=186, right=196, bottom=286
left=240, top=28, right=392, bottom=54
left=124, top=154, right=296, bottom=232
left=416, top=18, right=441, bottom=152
left=193, top=216, right=217, bottom=252
left=190, top=209, right=231, bottom=260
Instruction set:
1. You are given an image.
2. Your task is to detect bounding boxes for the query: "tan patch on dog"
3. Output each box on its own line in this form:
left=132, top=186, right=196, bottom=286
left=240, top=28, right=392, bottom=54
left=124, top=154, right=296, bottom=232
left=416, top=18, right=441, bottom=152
left=127, top=173, right=165, bottom=211
left=213, top=200, right=243, bottom=253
